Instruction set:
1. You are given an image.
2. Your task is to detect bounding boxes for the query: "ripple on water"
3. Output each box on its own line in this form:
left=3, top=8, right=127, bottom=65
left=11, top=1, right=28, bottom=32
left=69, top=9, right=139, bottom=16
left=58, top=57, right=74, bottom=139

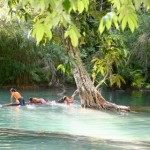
left=0, top=128, right=150, bottom=150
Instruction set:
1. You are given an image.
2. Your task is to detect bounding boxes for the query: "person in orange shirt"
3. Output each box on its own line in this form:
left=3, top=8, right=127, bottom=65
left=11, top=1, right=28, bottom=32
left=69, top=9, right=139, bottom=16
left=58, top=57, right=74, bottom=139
left=10, top=88, right=25, bottom=106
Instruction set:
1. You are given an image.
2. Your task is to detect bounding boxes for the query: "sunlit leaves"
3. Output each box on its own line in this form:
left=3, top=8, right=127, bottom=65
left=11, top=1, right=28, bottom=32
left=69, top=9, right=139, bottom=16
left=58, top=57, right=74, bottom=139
left=32, top=23, right=52, bottom=44
left=65, top=24, right=81, bottom=47
left=91, top=35, right=127, bottom=88
left=71, top=0, right=89, bottom=13
left=63, top=0, right=71, bottom=12
left=78, top=0, right=84, bottom=13
left=133, top=0, right=143, bottom=10
left=8, top=0, right=90, bottom=47
left=36, top=25, right=44, bottom=44
left=110, top=74, right=125, bottom=87
left=99, top=0, right=150, bottom=34
left=130, top=70, right=144, bottom=88
left=8, top=0, right=150, bottom=47
left=82, top=0, right=89, bottom=11
left=57, top=62, right=71, bottom=76
left=133, top=0, right=150, bottom=10
left=57, top=64, right=66, bottom=73
left=99, top=12, right=119, bottom=34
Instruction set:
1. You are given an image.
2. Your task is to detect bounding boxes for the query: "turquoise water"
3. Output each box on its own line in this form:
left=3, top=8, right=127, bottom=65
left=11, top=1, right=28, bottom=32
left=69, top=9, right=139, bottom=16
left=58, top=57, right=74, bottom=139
left=0, top=88, right=150, bottom=150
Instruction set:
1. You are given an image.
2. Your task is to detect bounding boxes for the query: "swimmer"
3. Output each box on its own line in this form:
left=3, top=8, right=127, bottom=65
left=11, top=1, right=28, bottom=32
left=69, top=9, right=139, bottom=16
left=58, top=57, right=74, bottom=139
left=29, top=97, right=48, bottom=104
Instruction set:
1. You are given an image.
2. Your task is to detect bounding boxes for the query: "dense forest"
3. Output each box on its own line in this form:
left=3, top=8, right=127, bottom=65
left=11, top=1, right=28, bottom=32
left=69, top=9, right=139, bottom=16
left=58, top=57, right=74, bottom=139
left=0, top=0, right=149, bottom=90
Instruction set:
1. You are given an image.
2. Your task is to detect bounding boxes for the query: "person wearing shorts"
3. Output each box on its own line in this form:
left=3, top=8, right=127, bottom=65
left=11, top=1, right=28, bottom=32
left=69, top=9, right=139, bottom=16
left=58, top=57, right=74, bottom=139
left=10, top=88, right=25, bottom=106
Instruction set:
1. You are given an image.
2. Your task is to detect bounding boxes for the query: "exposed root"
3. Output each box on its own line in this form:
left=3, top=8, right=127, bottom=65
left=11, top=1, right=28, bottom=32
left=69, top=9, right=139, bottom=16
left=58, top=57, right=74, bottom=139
left=72, top=88, right=130, bottom=113
left=100, top=101, right=130, bottom=112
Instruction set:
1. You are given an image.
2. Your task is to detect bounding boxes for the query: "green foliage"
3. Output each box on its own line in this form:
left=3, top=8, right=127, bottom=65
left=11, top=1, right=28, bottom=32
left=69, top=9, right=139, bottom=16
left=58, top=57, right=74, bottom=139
left=64, top=24, right=81, bottom=47
left=109, top=74, right=125, bottom=87
left=0, top=19, right=73, bottom=86
left=8, top=0, right=149, bottom=48
left=99, top=0, right=150, bottom=34
left=5, top=0, right=150, bottom=89
left=0, top=21, right=37, bottom=85
left=91, top=34, right=128, bottom=88
left=121, top=12, right=150, bottom=86
left=130, top=70, right=144, bottom=88
left=8, top=0, right=90, bottom=47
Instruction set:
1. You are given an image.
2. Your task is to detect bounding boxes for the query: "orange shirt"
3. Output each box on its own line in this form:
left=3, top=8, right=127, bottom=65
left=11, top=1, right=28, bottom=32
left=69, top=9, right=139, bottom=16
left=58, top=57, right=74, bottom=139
left=11, top=92, right=22, bottom=102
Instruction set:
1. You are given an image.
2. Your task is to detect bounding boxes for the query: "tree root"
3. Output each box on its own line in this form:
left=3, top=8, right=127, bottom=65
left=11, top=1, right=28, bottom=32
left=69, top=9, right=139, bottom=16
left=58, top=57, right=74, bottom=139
left=71, top=89, right=130, bottom=113
left=101, top=101, right=130, bottom=112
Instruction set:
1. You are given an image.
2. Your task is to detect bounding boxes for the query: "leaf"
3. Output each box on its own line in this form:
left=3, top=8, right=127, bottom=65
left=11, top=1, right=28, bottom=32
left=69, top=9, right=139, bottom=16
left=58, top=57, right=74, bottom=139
left=40, top=0, right=46, bottom=11
left=57, top=64, right=63, bottom=70
left=72, top=24, right=81, bottom=38
left=128, top=16, right=135, bottom=32
left=78, top=0, right=84, bottom=13
left=62, top=12, right=71, bottom=24
left=129, top=14, right=138, bottom=28
left=64, top=30, right=69, bottom=38
left=118, top=13, right=124, bottom=22
left=63, top=0, right=71, bottom=12
left=69, top=29, right=79, bottom=47
left=32, top=24, right=45, bottom=44
left=64, top=25, right=81, bottom=47
left=46, top=29, right=52, bottom=40
left=106, top=20, right=112, bottom=30
left=133, top=0, right=142, bottom=10
left=92, top=72, right=96, bottom=80
left=121, top=16, right=127, bottom=31
left=98, top=19, right=105, bottom=34
left=111, top=0, right=121, bottom=10
left=113, top=13, right=119, bottom=30
left=100, top=67, right=105, bottom=76
left=36, top=25, right=44, bottom=44
left=82, top=0, right=89, bottom=11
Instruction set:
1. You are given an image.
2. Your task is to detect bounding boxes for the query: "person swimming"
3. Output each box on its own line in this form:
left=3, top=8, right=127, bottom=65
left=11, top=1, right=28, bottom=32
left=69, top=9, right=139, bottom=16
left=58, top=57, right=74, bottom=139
left=29, top=97, right=48, bottom=104
left=57, top=96, right=74, bottom=105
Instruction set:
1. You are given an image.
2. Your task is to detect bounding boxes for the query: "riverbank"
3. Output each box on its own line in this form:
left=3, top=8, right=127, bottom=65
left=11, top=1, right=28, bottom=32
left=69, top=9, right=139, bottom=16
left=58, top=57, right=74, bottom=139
left=1, top=84, right=150, bottom=93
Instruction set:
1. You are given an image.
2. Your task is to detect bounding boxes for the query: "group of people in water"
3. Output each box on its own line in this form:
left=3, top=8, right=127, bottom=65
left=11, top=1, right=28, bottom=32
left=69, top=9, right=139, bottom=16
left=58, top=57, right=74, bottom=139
left=10, top=88, right=74, bottom=106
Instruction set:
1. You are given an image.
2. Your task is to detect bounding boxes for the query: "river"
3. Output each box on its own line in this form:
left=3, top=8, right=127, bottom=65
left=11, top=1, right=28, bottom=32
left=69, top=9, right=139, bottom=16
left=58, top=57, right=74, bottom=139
left=0, top=88, right=149, bottom=150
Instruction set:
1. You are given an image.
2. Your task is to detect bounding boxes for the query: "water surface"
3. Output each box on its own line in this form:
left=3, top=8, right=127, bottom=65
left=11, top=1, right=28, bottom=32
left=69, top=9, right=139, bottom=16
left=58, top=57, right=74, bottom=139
left=0, top=88, right=149, bottom=149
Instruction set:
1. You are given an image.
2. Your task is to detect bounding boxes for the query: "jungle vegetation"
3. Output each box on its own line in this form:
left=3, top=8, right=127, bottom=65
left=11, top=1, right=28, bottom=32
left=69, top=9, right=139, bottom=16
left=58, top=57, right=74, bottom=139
left=0, top=0, right=149, bottom=111
left=0, top=0, right=149, bottom=91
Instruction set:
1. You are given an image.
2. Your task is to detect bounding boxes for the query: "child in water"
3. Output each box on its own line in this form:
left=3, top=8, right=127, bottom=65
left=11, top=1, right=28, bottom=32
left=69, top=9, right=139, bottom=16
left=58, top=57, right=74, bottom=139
left=57, top=96, right=74, bottom=105
left=29, top=97, right=48, bottom=104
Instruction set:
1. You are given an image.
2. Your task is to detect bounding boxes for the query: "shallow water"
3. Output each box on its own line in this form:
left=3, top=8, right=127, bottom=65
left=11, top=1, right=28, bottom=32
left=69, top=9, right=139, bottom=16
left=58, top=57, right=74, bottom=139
left=0, top=88, right=150, bottom=150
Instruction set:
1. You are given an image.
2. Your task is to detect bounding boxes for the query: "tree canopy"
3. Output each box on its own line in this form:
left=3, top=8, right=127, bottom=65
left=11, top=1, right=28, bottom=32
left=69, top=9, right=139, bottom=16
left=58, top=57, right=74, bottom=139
left=0, top=0, right=149, bottom=90
left=7, top=0, right=150, bottom=46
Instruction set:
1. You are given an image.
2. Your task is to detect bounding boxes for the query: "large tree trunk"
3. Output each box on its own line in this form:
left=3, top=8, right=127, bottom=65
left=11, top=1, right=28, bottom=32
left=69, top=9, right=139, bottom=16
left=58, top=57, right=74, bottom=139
left=69, top=45, right=130, bottom=112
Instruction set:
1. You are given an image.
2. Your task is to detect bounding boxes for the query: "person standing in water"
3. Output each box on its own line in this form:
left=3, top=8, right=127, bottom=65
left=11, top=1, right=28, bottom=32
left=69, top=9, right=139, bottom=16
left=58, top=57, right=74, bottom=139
left=10, top=88, right=25, bottom=106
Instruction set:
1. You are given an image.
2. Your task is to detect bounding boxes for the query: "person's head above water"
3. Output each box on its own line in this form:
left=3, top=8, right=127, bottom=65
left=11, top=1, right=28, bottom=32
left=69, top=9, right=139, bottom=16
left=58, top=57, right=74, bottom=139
left=10, top=88, right=17, bottom=92
left=56, top=96, right=66, bottom=103
left=63, top=96, right=67, bottom=100
left=29, top=97, right=33, bottom=102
